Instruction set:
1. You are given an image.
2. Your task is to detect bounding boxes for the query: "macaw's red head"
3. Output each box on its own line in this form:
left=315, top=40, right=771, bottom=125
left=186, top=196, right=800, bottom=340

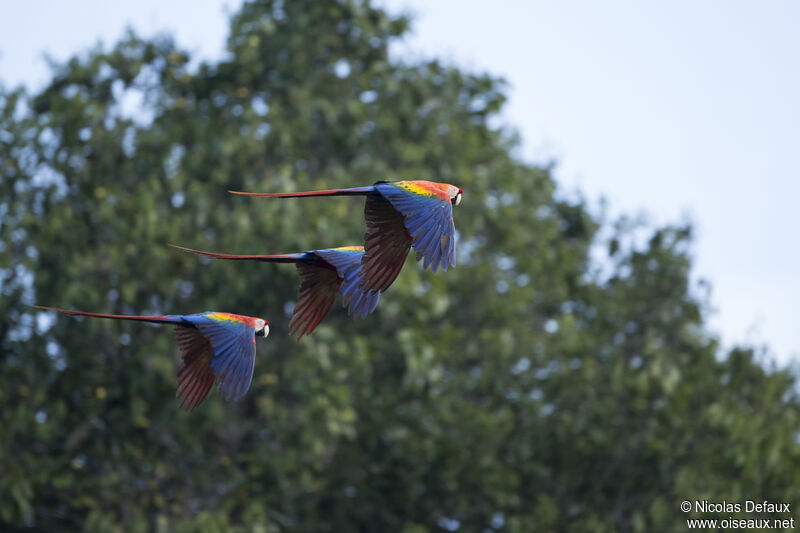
left=255, top=318, right=270, bottom=337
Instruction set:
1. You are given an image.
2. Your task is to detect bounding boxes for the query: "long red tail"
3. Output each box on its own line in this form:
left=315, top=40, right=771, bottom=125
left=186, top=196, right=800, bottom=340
left=33, top=306, right=179, bottom=325
left=169, top=244, right=305, bottom=263
left=228, top=185, right=376, bottom=198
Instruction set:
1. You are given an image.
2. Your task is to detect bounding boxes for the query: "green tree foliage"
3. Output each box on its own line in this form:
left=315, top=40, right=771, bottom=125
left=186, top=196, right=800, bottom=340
left=2, top=1, right=799, bottom=530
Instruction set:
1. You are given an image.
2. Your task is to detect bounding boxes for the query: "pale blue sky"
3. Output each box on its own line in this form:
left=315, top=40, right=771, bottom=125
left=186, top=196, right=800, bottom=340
left=2, top=1, right=797, bottom=362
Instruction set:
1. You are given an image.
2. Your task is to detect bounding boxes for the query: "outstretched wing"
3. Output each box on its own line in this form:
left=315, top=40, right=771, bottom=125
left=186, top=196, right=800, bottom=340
left=187, top=314, right=257, bottom=402
left=315, top=248, right=381, bottom=319
left=375, top=181, right=456, bottom=274
left=359, top=194, right=412, bottom=293
left=174, top=326, right=216, bottom=411
left=289, top=263, right=340, bottom=338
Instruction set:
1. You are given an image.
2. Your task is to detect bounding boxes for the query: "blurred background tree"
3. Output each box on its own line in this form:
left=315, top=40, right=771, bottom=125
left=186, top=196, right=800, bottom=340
left=2, top=0, right=799, bottom=531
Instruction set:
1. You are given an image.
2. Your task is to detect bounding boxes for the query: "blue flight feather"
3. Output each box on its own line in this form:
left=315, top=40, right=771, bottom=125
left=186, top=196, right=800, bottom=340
left=315, top=248, right=381, bottom=319
left=374, top=182, right=456, bottom=273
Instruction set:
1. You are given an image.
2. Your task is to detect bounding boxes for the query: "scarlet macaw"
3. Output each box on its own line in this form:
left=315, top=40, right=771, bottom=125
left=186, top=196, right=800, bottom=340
left=230, top=180, right=462, bottom=293
left=34, top=306, right=269, bottom=411
left=170, top=244, right=381, bottom=338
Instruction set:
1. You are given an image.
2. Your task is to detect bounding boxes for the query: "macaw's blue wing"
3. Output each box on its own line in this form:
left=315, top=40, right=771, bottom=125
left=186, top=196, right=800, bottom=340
left=185, top=314, right=257, bottom=402
left=289, top=263, right=340, bottom=338
left=375, top=181, right=456, bottom=274
left=315, top=247, right=381, bottom=319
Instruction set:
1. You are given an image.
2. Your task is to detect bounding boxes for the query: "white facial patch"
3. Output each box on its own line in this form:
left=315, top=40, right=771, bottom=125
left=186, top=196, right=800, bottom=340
left=255, top=319, right=268, bottom=337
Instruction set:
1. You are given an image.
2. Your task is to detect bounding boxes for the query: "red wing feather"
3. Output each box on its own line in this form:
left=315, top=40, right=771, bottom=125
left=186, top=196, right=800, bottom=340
left=174, top=326, right=216, bottom=411
left=289, top=263, right=340, bottom=339
left=359, top=195, right=412, bottom=293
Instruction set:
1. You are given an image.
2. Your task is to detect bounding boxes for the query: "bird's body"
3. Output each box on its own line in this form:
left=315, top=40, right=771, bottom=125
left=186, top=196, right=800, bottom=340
left=230, top=179, right=462, bottom=293
left=171, top=245, right=380, bottom=338
left=35, top=306, right=269, bottom=411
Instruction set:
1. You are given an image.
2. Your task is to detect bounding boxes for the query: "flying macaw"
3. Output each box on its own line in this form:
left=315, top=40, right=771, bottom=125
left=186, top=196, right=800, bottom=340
left=230, top=180, right=462, bottom=293
left=170, top=244, right=381, bottom=338
left=34, top=306, right=269, bottom=411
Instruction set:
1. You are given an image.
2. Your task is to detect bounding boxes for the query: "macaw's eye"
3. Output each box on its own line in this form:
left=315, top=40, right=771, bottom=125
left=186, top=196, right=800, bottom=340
left=453, top=192, right=462, bottom=206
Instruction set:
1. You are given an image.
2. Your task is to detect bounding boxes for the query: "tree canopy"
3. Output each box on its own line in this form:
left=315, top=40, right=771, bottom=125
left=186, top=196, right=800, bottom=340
left=2, top=0, right=798, bottom=531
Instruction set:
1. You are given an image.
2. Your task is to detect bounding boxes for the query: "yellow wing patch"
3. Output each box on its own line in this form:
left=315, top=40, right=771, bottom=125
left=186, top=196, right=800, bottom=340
left=396, top=181, right=438, bottom=197
left=395, top=180, right=454, bottom=201
left=205, top=312, right=245, bottom=324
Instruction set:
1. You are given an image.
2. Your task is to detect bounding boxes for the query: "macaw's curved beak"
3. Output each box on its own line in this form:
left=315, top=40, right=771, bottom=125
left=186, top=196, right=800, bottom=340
left=256, top=325, right=269, bottom=337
